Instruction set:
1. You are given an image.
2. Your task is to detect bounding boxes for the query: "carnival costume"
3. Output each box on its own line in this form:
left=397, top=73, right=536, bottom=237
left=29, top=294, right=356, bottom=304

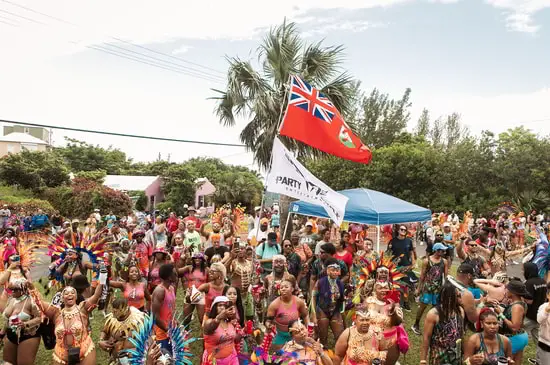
left=533, top=227, right=550, bottom=278
left=43, top=230, right=108, bottom=296
left=354, top=252, right=409, bottom=355
left=126, top=313, right=196, bottom=365
left=103, top=306, right=146, bottom=365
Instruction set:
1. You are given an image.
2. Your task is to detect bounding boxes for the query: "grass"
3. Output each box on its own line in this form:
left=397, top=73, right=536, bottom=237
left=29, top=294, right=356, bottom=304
left=32, top=274, right=537, bottom=365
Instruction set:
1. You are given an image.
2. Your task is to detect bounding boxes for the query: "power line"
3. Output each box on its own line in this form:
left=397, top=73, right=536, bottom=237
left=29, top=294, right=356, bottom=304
left=0, top=119, right=246, bottom=148
left=1, top=1, right=226, bottom=78
left=0, top=8, right=43, bottom=24
left=85, top=44, right=224, bottom=83
left=0, top=17, right=16, bottom=26
left=101, top=42, right=225, bottom=81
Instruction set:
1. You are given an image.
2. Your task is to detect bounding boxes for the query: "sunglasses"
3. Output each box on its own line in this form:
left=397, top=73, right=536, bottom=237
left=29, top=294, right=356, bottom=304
left=467, top=244, right=477, bottom=247
left=399, top=228, right=407, bottom=231
left=283, top=245, right=292, bottom=248
left=436, top=234, right=443, bottom=237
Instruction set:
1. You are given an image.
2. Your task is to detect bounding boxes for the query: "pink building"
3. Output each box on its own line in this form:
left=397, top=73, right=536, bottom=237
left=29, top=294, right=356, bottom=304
left=103, top=175, right=163, bottom=211
left=195, top=177, right=216, bottom=213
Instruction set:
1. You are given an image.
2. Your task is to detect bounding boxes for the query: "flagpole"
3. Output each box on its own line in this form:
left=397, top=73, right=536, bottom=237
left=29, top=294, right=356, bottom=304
left=253, top=75, right=291, bottom=242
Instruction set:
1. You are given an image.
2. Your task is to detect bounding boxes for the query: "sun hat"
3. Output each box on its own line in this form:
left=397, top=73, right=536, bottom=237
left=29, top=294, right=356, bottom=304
left=260, top=218, right=269, bottom=225
left=152, top=246, right=169, bottom=256
left=305, top=222, right=313, bottom=227
left=443, top=222, right=451, bottom=228
left=210, top=295, right=230, bottom=310
left=432, top=242, right=448, bottom=251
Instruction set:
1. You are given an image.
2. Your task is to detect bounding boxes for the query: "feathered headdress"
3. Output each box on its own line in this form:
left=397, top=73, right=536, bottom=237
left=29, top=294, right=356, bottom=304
left=166, top=314, right=198, bottom=365
left=45, top=230, right=108, bottom=263
left=359, top=250, right=407, bottom=287
left=127, top=314, right=155, bottom=365
left=0, top=232, right=43, bottom=272
left=533, top=227, right=550, bottom=278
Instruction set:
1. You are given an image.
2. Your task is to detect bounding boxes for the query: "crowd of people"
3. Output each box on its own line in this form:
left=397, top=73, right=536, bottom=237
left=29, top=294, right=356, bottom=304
left=0, top=203, right=549, bottom=365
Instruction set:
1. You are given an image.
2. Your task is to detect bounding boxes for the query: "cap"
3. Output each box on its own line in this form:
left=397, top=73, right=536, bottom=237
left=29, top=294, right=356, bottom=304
left=94, top=209, right=100, bottom=212
left=187, top=206, right=196, bottom=212
left=71, top=219, right=80, bottom=224
left=305, top=222, right=313, bottom=227
left=183, top=204, right=189, bottom=209
left=133, top=230, right=145, bottom=237
left=443, top=222, right=451, bottom=228
left=254, top=206, right=261, bottom=211
left=506, top=280, right=530, bottom=298
left=260, top=218, right=269, bottom=225
left=457, top=263, right=475, bottom=275
left=211, top=295, right=230, bottom=310
left=432, top=242, right=448, bottom=251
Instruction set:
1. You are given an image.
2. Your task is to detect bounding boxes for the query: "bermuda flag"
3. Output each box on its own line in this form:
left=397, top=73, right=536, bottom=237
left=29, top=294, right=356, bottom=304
left=279, top=75, right=372, bottom=164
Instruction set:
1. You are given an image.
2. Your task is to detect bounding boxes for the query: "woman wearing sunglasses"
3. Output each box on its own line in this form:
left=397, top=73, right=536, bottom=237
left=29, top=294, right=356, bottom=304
left=2, top=278, right=42, bottom=365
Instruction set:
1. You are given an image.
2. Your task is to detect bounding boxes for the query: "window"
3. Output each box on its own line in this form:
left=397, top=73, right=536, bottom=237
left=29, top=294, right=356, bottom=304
left=6, top=144, right=16, bottom=154
left=21, top=143, right=37, bottom=151
left=24, top=127, right=30, bottom=134
left=198, top=195, right=205, bottom=207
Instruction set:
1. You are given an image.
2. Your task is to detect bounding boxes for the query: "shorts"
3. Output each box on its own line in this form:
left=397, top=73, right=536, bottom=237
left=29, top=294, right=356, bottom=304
left=273, top=330, right=292, bottom=345
left=420, top=293, right=440, bottom=305
left=508, top=332, right=528, bottom=354
left=6, top=328, right=41, bottom=344
left=446, top=247, right=455, bottom=259
left=242, top=291, right=254, bottom=318
left=157, top=338, right=172, bottom=352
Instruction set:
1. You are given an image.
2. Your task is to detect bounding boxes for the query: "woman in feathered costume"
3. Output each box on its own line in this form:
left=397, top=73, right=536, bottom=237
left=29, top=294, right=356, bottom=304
left=0, top=233, right=41, bottom=312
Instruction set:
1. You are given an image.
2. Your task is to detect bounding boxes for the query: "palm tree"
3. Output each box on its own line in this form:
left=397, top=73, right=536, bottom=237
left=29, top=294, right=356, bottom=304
left=212, top=21, right=358, bottom=170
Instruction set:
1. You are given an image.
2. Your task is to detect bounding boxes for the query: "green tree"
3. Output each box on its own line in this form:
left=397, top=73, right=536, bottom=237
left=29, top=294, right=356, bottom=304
left=213, top=170, right=263, bottom=208
left=415, top=108, right=430, bottom=139
left=0, top=150, right=69, bottom=191
left=159, top=165, right=196, bottom=215
left=358, top=88, right=412, bottom=148
left=212, top=21, right=357, bottom=169
left=55, top=138, right=131, bottom=174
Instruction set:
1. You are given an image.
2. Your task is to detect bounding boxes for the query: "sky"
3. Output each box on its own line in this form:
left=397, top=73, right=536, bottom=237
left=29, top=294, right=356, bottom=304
left=0, top=0, right=549, bottom=172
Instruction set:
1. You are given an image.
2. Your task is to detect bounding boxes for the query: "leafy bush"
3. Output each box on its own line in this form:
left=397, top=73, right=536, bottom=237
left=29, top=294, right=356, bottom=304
left=0, top=198, right=56, bottom=215
left=42, top=178, right=132, bottom=219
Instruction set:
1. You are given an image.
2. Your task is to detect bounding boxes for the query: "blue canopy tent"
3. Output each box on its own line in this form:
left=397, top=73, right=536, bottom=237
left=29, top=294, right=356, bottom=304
left=289, top=188, right=432, bottom=250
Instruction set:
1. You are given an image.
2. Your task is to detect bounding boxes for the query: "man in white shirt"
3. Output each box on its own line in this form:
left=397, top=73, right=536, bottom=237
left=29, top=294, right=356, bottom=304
left=248, top=218, right=270, bottom=244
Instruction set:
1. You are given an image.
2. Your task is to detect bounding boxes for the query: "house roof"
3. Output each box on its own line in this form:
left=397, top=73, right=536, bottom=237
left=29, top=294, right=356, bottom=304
left=0, top=132, right=48, bottom=145
left=103, top=175, right=159, bottom=191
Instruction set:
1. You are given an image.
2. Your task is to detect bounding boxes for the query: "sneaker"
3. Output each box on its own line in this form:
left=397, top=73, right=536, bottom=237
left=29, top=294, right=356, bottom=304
left=402, top=302, right=412, bottom=312
left=411, top=324, right=421, bottom=335
left=527, top=358, right=538, bottom=365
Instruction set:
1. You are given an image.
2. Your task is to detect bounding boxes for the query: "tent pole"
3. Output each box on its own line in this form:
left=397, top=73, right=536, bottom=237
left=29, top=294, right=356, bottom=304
left=282, top=207, right=292, bottom=239
left=376, top=225, right=380, bottom=252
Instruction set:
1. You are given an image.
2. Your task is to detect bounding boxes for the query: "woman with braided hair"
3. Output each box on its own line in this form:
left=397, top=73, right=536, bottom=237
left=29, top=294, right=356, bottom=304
left=2, top=278, right=42, bottom=365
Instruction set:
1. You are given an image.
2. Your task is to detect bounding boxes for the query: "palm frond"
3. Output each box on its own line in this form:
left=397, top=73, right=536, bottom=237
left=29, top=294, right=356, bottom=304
left=301, top=41, right=345, bottom=85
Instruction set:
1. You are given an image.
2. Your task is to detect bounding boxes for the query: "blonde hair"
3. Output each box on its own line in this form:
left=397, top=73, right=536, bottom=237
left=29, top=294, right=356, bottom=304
left=210, top=262, right=227, bottom=278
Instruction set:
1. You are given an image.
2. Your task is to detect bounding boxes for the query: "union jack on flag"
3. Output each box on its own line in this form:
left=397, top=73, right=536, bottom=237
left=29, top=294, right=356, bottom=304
left=288, top=75, right=335, bottom=124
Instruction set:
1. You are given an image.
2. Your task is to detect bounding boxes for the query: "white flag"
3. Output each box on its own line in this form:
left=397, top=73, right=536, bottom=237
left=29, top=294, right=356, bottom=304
left=266, top=137, right=348, bottom=225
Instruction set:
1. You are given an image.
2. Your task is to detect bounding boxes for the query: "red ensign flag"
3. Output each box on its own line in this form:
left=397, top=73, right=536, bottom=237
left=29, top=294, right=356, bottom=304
left=279, top=75, right=372, bottom=164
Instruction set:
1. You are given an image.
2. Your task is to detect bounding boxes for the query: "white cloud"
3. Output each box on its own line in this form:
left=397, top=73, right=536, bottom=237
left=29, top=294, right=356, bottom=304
left=302, top=20, right=389, bottom=37
left=486, top=0, right=550, bottom=33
